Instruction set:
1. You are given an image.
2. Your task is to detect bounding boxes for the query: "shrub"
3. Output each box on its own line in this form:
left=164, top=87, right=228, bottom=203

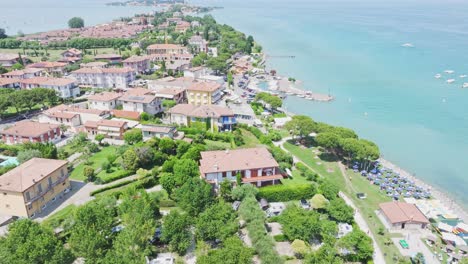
left=90, top=179, right=134, bottom=196
left=99, top=170, right=134, bottom=184
left=159, top=199, right=176, bottom=207
left=273, top=234, right=287, bottom=242
left=258, top=184, right=316, bottom=202
left=83, top=166, right=95, bottom=182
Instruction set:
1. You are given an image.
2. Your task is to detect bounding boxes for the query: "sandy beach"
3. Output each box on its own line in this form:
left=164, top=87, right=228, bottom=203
left=379, top=158, right=468, bottom=223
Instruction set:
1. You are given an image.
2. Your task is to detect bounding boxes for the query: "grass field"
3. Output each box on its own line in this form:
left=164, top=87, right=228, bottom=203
left=240, top=129, right=261, bottom=148
left=281, top=169, right=310, bottom=186
left=70, top=146, right=119, bottom=181
left=42, top=204, right=76, bottom=228
left=0, top=48, right=116, bottom=62
left=283, top=141, right=406, bottom=263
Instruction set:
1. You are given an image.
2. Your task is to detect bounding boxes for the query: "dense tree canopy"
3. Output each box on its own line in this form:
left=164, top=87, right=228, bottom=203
left=284, top=115, right=315, bottom=139
left=175, top=178, right=214, bottom=216
left=68, top=17, right=85, bottom=28
left=0, top=219, right=74, bottom=264
left=197, top=236, right=254, bottom=264
left=326, top=198, right=354, bottom=224
left=196, top=201, right=238, bottom=242
left=0, top=28, right=7, bottom=39
left=161, top=210, right=192, bottom=255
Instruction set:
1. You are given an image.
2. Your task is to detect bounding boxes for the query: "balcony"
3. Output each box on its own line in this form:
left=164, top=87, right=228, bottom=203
left=26, top=174, right=69, bottom=205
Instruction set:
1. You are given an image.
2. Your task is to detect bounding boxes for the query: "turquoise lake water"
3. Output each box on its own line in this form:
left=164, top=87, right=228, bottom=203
left=1, top=0, right=467, bottom=206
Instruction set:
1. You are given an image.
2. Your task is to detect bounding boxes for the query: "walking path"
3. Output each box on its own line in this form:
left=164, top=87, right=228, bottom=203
left=277, top=137, right=386, bottom=264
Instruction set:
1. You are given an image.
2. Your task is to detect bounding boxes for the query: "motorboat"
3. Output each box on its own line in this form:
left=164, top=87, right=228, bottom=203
left=446, top=79, right=455, bottom=84
left=401, top=43, right=414, bottom=48
left=434, top=74, right=442, bottom=79
left=460, top=75, right=467, bottom=78
left=463, top=83, right=468, bottom=88
left=444, top=70, right=455, bottom=74
left=298, top=94, right=306, bottom=98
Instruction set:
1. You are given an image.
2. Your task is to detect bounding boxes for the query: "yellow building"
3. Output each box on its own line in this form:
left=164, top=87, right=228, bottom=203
left=0, top=158, right=70, bottom=218
left=186, top=81, right=223, bottom=106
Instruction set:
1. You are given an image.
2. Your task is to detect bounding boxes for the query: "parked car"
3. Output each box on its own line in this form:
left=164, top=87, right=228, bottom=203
left=149, top=227, right=162, bottom=244
left=300, top=199, right=310, bottom=210
left=232, top=201, right=241, bottom=211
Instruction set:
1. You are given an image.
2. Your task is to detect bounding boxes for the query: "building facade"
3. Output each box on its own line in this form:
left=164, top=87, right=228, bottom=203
left=20, top=77, right=80, bottom=98
left=166, top=104, right=236, bottom=132
left=84, top=119, right=128, bottom=140
left=146, top=44, right=188, bottom=55
left=0, top=121, right=61, bottom=145
left=119, top=94, right=163, bottom=115
left=141, top=125, right=177, bottom=140
left=199, top=148, right=283, bottom=188
left=186, top=81, right=224, bottom=106
left=0, top=158, right=70, bottom=218
left=123, top=56, right=151, bottom=74
left=88, top=92, right=122, bottom=110
left=71, top=67, right=136, bottom=89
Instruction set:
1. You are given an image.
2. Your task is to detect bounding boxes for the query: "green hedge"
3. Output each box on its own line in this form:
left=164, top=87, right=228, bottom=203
left=160, top=199, right=176, bottom=207
left=98, top=170, right=134, bottom=184
left=258, top=184, right=316, bottom=202
left=90, top=179, right=135, bottom=196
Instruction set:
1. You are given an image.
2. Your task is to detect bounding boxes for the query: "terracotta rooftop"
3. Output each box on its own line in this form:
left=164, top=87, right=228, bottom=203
left=141, top=125, right=176, bottom=134
left=2, top=68, right=43, bottom=77
left=167, top=104, right=234, bottom=118
left=85, top=119, right=127, bottom=128
left=125, top=88, right=153, bottom=96
left=88, top=92, right=122, bottom=102
left=379, top=202, right=429, bottom=224
left=110, top=110, right=140, bottom=120
left=27, top=61, right=67, bottom=69
left=147, top=44, right=186, bottom=50
left=187, top=81, right=222, bottom=92
left=123, top=55, right=149, bottom=63
left=45, top=104, right=109, bottom=116
left=1, top=121, right=59, bottom=138
left=119, top=94, right=157, bottom=104
left=20, top=77, right=75, bottom=86
left=199, top=147, right=279, bottom=174
left=72, top=67, right=134, bottom=74
left=0, top=53, right=20, bottom=61
left=63, top=48, right=82, bottom=56
left=0, top=158, right=68, bottom=193
left=94, top=54, right=122, bottom=60
left=0, top=78, right=21, bottom=86
left=80, top=61, right=108, bottom=68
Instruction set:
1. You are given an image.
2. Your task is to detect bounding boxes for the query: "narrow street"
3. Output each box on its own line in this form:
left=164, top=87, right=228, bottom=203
left=276, top=137, right=386, bottom=264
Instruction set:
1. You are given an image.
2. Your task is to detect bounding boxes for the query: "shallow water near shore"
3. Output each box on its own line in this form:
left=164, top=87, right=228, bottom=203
left=200, top=0, right=468, bottom=209
left=1, top=0, right=468, bottom=209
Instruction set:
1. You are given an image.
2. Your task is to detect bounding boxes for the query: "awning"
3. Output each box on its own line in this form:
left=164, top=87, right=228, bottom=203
left=242, top=174, right=283, bottom=183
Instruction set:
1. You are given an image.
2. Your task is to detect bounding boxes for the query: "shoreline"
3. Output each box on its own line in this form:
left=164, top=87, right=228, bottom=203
left=378, top=158, right=468, bottom=223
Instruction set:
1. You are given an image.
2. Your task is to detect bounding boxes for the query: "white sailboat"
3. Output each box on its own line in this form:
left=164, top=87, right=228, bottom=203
left=434, top=74, right=442, bottom=79
left=463, top=83, right=468, bottom=88
left=446, top=79, right=455, bottom=84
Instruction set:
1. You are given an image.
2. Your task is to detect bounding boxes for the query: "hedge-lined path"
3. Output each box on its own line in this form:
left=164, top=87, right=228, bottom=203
left=35, top=174, right=139, bottom=222
left=277, top=137, right=385, bottom=264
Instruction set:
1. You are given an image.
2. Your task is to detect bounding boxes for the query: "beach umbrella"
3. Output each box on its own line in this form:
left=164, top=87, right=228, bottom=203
left=377, top=172, right=382, bottom=176
left=404, top=192, right=412, bottom=197
left=374, top=181, right=381, bottom=186
left=370, top=169, right=377, bottom=174
left=361, top=171, right=367, bottom=176
left=353, top=165, right=359, bottom=169
left=381, top=168, right=387, bottom=172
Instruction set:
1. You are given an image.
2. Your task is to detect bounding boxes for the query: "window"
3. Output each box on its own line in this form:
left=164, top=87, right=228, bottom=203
left=48, top=177, right=53, bottom=186
left=25, top=192, right=31, bottom=201
left=61, top=169, right=64, bottom=177
left=37, top=183, right=43, bottom=193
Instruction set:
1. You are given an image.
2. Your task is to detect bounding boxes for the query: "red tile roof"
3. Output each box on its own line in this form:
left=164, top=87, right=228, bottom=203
left=0, top=158, right=68, bottom=192
left=110, top=110, right=140, bottom=120
left=167, top=104, right=233, bottom=118
left=187, top=81, right=222, bottom=92
left=199, top=148, right=279, bottom=174
left=88, top=92, right=122, bottom=102
left=72, top=67, right=134, bottom=74
left=122, top=55, right=149, bottom=63
left=379, top=202, right=429, bottom=224
left=1, top=121, right=59, bottom=138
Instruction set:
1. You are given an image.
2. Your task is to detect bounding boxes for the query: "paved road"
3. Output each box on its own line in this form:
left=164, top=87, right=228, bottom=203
left=277, top=137, right=386, bottom=264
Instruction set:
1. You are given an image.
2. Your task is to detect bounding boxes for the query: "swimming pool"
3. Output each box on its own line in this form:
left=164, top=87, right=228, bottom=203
left=0, top=156, right=19, bottom=167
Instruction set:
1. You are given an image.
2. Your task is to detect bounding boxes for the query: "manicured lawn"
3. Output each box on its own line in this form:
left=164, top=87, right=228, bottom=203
left=204, top=139, right=232, bottom=150
left=42, top=204, right=76, bottom=228
left=0, top=47, right=116, bottom=62
left=240, top=129, right=261, bottom=148
left=281, top=169, right=310, bottom=186
left=70, top=146, right=119, bottom=181
left=283, top=141, right=405, bottom=263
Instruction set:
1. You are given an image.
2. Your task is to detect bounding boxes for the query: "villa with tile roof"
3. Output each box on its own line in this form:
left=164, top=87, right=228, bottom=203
left=119, top=94, right=163, bottom=115
left=71, top=67, right=136, bottom=88
left=0, top=121, right=61, bottom=145
left=165, top=104, right=236, bottom=132
left=199, top=147, right=283, bottom=188
left=19, top=77, right=80, bottom=98
left=0, top=158, right=70, bottom=218
left=84, top=119, right=128, bottom=140
left=88, top=92, right=122, bottom=110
